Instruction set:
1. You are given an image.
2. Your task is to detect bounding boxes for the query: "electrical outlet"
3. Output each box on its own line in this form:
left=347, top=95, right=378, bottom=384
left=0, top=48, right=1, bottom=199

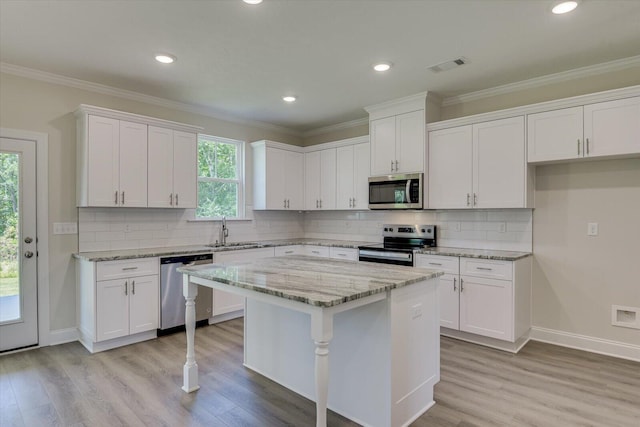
left=124, top=224, right=132, bottom=232
left=587, top=222, right=598, bottom=236
left=453, top=222, right=461, bottom=232
left=498, top=222, right=507, bottom=233
left=53, top=222, right=77, bottom=235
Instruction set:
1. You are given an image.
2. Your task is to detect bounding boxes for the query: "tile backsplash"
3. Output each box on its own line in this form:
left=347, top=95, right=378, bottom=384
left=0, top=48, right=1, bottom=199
left=302, top=209, right=533, bottom=252
left=78, top=208, right=532, bottom=253
left=78, top=208, right=304, bottom=252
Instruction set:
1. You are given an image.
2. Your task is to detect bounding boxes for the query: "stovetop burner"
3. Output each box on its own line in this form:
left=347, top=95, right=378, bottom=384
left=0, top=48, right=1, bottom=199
left=358, top=224, right=437, bottom=266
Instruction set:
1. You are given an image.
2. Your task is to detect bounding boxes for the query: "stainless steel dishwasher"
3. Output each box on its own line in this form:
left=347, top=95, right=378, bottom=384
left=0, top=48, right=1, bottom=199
left=159, top=253, right=213, bottom=335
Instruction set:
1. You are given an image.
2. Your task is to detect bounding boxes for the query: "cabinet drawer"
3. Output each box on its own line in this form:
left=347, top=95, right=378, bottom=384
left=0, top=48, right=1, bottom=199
left=329, top=247, right=358, bottom=261
left=274, top=245, right=302, bottom=256
left=97, top=257, right=158, bottom=281
left=415, top=255, right=459, bottom=274
left=460, top=258, right=512, bottom=280
left=303, top=246, right=330, bottom=257
left=215, top=247, right=274, bottom=264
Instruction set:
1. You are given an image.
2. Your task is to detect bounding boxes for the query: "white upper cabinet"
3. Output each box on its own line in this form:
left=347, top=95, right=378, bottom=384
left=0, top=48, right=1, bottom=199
left=473, top=117, right=526, bottom=209
left=428, top=125, right=473, bottom=209
left=304, top=148, right=336, bottom=210
left=366, top=93, right=434, bottom=177
left=252, top=141, right=304, bottom=210
left=148, top=126, right=197, bottom=208
left=528, top=96, right=640, bottom=163
left=527, top=106, right=583, bottom=162
left=76, top=105, right=201, bottom=208
left=336, top=142, right=370, bottom=210
left=370, top=110, right=424, bottom=175
left=584, top=97, right=640, bottom=158
left=428, top=117, right=528, bottom=209
left=80, top=116, right=148, bottom=207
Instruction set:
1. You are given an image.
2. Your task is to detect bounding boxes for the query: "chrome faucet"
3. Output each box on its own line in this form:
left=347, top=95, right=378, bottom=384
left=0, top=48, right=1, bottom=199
left=220, top=216, right=229, bottom=246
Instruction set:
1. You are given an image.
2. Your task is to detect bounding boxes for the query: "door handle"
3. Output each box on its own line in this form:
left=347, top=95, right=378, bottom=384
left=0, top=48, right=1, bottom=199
left=24, top=251, right=34, bottom=258
left=24, top=237, right=33, bottom=244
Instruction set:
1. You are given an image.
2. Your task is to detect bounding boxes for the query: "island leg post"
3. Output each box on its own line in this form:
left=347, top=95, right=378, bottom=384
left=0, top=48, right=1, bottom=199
left=182, top=274, right=200, bottom=393
left=311, top=311, right=333, bottom=427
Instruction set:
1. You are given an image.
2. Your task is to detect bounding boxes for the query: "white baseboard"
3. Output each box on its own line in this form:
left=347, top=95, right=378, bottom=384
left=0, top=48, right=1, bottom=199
left=49, top=327, right=79, bottom=346
left=530, top=326, right=640, bottom=362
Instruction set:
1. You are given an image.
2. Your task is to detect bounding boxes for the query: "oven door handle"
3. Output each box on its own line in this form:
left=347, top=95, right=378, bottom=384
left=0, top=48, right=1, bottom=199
left=359, top=249, right=413, bottom=261
left=405, top=180, right=412, bottom=204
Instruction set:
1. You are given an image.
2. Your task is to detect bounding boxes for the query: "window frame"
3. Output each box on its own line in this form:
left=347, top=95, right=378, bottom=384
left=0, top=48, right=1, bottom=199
left=196, top=134, right=245, bottom=220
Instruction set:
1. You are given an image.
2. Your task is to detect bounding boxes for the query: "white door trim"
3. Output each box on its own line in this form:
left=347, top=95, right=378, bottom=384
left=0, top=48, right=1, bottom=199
left=0, top=128, right=50, bottom=347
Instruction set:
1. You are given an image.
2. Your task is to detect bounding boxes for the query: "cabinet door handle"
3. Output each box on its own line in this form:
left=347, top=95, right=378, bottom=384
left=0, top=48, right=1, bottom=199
left=284, top=199, right=287, bottom=208
left=316, top=200, right=319, bottom=208
left=287, top=199, right=290, bottom=208
left=352, top=198, right=355, bottom=208
left=121, top=191, right=125, bottom=205
left=466, top=193, right=471, bottom=206
left=395, top=160, right=399, bottom=171
left=312, top=250, right=320, bottom=254
left=337, top=253, right=347, bottom=257
left=453, top=277, right=457, bottom=291
left=284, top=250, right=294, bottom=254
left=460, top=278, right=464, bottom=292
left=132, top=280, right=135, bottom=295
left=586, top=138, right=590, bottom=155
left=473, top=193, right=478, bottom=206
left=391, top=160, right=394, bottom=172
left=122, top=267, right=138, bottom=271
left=115, top=191, right=119, bottom=205
left=170, top=193, right=173, bottom=206
left=319, top=199, right=322, bottom=208
left=176, top=194, right=179, bottom=206
left=577, top=139, right=581, bottom=156
left=477, top=267, right=493, bottom=271
left=429, top=262, right=442, bottom=266
left=124, top=280, right=128, bottom=296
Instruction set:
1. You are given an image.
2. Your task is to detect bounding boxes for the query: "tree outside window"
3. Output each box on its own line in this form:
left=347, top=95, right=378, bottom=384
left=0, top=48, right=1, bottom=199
left=197, top=135, right=244, bottom=219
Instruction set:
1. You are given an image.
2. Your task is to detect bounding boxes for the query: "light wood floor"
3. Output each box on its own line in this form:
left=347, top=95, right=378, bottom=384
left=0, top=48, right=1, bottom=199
left=1, top=319, right=639, bottom=426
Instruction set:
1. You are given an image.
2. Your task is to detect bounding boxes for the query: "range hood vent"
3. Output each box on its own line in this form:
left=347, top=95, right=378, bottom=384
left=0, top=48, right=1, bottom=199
left=427, top=57, right=469, bottom=73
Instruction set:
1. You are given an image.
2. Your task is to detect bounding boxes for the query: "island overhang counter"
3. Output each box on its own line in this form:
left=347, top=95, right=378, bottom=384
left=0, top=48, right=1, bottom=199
left=178, top=255, right=443, bottom=427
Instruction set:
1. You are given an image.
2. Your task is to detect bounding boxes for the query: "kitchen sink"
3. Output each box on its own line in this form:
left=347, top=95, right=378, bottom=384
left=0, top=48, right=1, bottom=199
left=206, top=242, right=266, bottom=249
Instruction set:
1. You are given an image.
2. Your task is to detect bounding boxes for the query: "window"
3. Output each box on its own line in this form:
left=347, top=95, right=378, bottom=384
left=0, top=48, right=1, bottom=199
left=196, top=135, right=244, bottom=219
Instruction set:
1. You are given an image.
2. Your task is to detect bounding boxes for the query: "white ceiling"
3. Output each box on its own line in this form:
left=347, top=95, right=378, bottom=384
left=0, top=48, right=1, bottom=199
left=1, top=0, right=640, bottom=133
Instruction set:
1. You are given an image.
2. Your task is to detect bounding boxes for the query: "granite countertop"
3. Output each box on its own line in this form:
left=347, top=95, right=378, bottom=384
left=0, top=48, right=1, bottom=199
left=415, top=247, right=531, bottom=261
left=73, top=239, right=375, bottom=262
left=178, top=255, right=443, bottom=308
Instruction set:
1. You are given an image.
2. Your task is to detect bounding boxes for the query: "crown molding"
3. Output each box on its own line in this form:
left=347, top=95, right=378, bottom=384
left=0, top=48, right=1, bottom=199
left=442, top=55, right=640, bottom=107
left=302, top=117, right=369, bottom=138
left=0, top=62, right=303, bottom=137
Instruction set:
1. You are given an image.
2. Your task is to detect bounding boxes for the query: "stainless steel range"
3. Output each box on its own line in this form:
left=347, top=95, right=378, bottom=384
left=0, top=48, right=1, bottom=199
left=358, top=224, right=436, bottom=267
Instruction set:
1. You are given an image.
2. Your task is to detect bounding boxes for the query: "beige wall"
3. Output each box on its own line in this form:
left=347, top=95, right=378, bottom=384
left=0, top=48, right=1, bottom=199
left=441, top=66, right=640, bottom=120
left=533, top=159, right=640, bottom=345
left=302, top=122, right=369, bottom=146
left=0, top=72, right=301, bottom=331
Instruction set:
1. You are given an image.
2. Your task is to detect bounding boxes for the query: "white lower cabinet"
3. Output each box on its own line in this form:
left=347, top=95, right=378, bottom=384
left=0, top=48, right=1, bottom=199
left=212, top=247, right=275, bottom=318
left=77, top=257, right=160, bottom=353
left=302, top=245, right=330, bottom=257
left=416, top=254, right=531, bottom=349
left=329, top=247, right=358, bottom=261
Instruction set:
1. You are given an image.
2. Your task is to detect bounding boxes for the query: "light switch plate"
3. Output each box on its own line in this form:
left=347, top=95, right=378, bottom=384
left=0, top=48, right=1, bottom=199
left=53, top=222, right=77, bottom=235
left=587, top=222, right=598, bottom=236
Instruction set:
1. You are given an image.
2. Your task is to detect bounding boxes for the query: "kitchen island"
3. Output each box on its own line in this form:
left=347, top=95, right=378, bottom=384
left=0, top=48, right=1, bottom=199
left=178, top=255, right=443, bottom=427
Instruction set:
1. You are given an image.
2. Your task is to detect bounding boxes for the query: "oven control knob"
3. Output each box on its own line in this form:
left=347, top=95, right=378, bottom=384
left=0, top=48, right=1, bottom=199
left=421, top=228, right=426, bottom=232
left=426, top=228, right=431, bottom=233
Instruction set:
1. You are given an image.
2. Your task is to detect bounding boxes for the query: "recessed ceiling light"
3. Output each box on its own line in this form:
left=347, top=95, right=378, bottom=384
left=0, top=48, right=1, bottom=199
left=552, top=1, right=579, bottom=14
left=155, top=54, right=176, bottom=64
left=243, top=0, right=263, bottom=4
left=283, top=96, right=297, bottom=103
left=373, top=62, right=392, bottom=72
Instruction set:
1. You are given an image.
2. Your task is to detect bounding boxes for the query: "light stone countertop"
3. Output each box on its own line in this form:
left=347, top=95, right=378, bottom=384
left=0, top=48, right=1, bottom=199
left=178, top=255, right=443, bottom=308
left=73, top=239, right=375, bottom=262
left=414, top=247, right=531, bottom=261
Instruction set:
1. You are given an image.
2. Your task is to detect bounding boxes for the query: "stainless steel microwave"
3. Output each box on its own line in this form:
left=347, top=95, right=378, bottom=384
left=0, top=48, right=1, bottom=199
left=368, top=173, right=423, bottom=209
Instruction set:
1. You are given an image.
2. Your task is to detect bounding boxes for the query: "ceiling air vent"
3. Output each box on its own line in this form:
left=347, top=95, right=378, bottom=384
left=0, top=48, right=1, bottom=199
left=427, top=57, right=469, bottom=73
